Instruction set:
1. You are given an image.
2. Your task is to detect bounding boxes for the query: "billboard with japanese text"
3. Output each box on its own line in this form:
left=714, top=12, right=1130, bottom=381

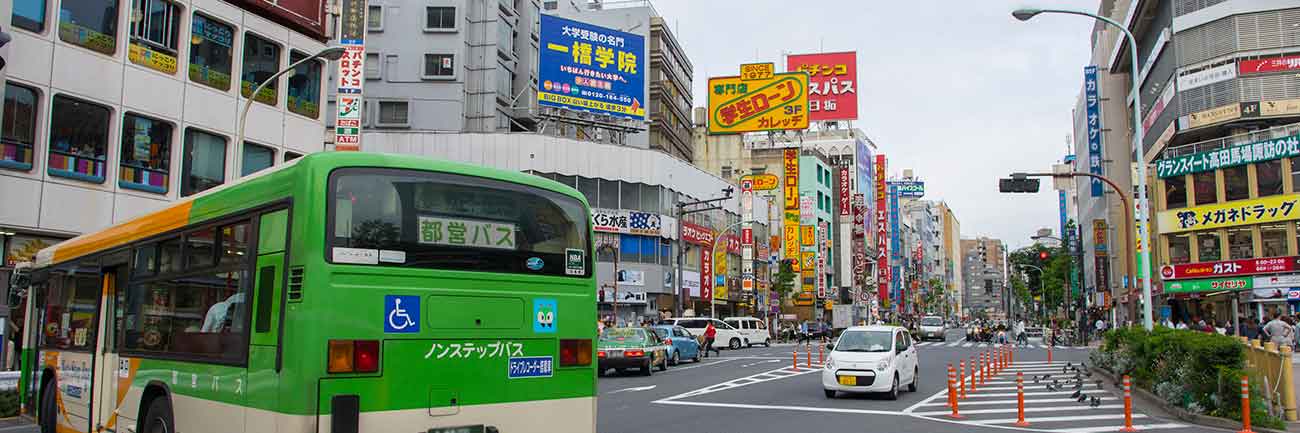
left=786, top=51, right=858, bottom=121
left=1084, top=66, right=1104, bottom=197
left=1156, top=194, right=1300, bottom=233
left=538, top=14, right=646, bottom=120
left=708, top=69, right=810, bottom=134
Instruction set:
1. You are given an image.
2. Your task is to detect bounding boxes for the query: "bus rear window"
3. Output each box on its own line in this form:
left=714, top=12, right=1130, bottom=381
left=328, top=168, right=590, bottom=277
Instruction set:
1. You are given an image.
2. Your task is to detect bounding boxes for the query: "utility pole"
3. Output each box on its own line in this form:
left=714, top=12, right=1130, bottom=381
left=675, top=188, right=735, bottom=317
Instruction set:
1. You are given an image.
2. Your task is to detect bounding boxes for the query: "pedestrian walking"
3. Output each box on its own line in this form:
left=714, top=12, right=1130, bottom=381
left=1015, top=318, right=1028, bottom=346
left=702, top=321, right=721, bottom=358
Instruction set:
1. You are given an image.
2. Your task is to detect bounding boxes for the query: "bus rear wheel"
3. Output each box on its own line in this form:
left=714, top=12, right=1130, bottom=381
left=142, top=396, right=175, bottom=433
left=39, top=380, right=55, bottom=433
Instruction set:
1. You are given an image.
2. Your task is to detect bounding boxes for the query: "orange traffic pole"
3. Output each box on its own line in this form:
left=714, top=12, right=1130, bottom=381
left=981, top=352, right=988, bottom=385
left=959, top=360, right=967, bottom=399
left=1047, top=345, right=1053, bottom=363
left=1015, top=371, right=1029, bottom=427
left=819, top=345, right=824, bottom=364
left=805, top=344, right=811, bottom=368
left=1239, top=376, right=1254, bottom=433
left=972, top=356, right=979, bottom=391
left=948, top=364, right=963, bottom=419
left=1120, top=375, right=1137, bottom=432
left=792, top=350, right=798, bottom=371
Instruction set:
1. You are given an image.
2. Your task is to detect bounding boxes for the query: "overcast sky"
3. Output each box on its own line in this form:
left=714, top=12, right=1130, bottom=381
left=651, top=0, right=1101, bottom=250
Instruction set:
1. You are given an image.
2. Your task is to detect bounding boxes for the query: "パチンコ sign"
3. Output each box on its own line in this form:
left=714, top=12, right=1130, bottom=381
left=708, top=65, right=809, bottom=134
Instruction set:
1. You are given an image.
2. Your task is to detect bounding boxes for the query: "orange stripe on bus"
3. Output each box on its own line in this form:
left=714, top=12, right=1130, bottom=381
left=51, top=203, right=193, bottom=264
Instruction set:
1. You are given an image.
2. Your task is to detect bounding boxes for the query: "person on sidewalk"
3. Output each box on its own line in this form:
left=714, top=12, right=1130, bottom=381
left=1263, top=313, right=1294, bottom=348
left=702, top=321, right=721, bottom=358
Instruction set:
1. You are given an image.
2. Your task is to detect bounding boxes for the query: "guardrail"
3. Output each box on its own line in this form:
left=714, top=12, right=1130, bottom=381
left=1239, top=337, right=1297, bottom=421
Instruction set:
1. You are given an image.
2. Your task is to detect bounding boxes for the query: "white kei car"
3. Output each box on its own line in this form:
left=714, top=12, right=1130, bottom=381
left=821, top=325, right=919, bottom=400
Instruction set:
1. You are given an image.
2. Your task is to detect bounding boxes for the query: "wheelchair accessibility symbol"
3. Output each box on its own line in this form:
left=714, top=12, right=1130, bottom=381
left=384, top=295, right=420, bottom=333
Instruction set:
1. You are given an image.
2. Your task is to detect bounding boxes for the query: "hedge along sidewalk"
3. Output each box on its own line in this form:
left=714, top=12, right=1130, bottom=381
left=1091, top=365, right=1289, bottom=433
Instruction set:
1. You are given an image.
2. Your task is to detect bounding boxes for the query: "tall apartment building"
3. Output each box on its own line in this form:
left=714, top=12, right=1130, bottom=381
left=2, top=0, right=332, bottom=285
left=939, top=202, right=963, bottom=317
left=961, top=237, right=1006, bottom=319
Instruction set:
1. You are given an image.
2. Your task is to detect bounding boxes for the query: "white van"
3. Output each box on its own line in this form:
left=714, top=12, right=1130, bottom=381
left=661, top=317, right=748, bottom=350
left=724, top=316, right=771, bottom=347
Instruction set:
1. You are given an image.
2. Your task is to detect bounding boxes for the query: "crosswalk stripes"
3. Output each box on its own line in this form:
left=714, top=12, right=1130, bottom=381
left=913, top=341, right=1091, bottom=350
left=906, top=361, right=1186, bottom=432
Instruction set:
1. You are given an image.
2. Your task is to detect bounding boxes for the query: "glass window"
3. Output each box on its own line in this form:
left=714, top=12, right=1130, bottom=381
left=423, top=54, right=455, bottom=78
left=1193, top=171, right=1217, bottom=205
left=1223, top=166, right=1249, bottom=201
left=187, top=227, right=216, bottom=268
left=425, top=6, right=455, bottom=30
left=1257, top=159, right=1284, bottom=197
left=595, top=233, right=616, bottom=262
left=48, top=95, right=110, bottom=183
left=40, top=270, right=100, bottom=351
left=1196, top=231, right=1221, bottom=262
left=366, top=5, right=381, bottom=30
left=133, top=244, right=158, bottom=277
left=284, top=151, right=302, bottom=162
left=640, top=184, right=659, bottom=213
left=286, top=51, right=322, bottom=118
left=328, top=168, right=591, bottom=277
left=1227, top=227, right=1253, bottom=260
left=598, top=179, right=618, bottom=208
left=376, top=101, right=409, bottom=126
left=182, top=129, right=227, bottom=196
left=640, top=236, right=656, bottom=264
left=158, top=236, right=181, bottom=273
left=122, top=269, right=250, bottom=362
left=189, top=14, right=234, bottom=91
left=128, top=0, right=181, bottom=74
left=364, top=52, right=381, bottom=79
left=1, top=82, right=38, bottom=171
left=1291, top=157, right=1300, bottom=194
left=553, top=174, right=575, bottom=188
left=58, top=0, right=118, bottom=54
left=1163, top=177, right=1187, bottom=209
left=119, top=113, right=173, bottom=193
left=619, top=234, right=639, bottom=263
left=240, top=33, right=281, bottom=106
left=621, top=182, right=640, bottom=211
left=577, top=177, right=597, bottom=206
left=219, top=222, right=250, bottom=265
left=1261, top=224, right=1287, bottom=257
left=240, top=142, right=274, bottom=177
left=1167, top=233, right=1191, bottom=264
left=496, top=21, right=512, bottom=54
left=13, top=0, right=46, bottom=32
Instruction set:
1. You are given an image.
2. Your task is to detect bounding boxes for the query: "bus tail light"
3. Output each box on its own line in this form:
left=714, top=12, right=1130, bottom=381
left=328, top=340, right=354, bottom=373
left=560, top=339, right=592, bottom=366
left=328, top=340, right=380, bottom=373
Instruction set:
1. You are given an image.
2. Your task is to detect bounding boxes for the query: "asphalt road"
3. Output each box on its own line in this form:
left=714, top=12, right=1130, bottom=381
left=597, top=329, right=1220, bottom=433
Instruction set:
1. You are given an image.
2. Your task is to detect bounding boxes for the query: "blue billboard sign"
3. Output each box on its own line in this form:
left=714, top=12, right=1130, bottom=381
left=1084, top=66, right=1104, bottom=197
left=888, top=184, right=901, bottom=307
left=891, top=181, right=925, bottom=198
left=538, top=14, right=646, bottom=121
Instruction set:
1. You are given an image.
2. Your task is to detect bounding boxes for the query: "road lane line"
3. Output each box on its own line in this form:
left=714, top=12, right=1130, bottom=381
left=967, top=414, right=1148, bottom=425
left=913, top=404, right=1123, bottom=416
left=654, top=399, right=900, bottom=415
left=915, top=397, right=1107, bottom=407
left=1044, top=423, right=1187, bottom=433
left=962, top=342, right=974, bottom=347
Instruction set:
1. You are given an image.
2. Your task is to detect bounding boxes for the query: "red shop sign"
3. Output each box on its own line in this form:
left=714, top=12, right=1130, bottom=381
left=1160, top=256, right=1300, bottom=280
left=681, top=221, right=714, bottom=246
left=1239, top=55, right=1300, bottom=75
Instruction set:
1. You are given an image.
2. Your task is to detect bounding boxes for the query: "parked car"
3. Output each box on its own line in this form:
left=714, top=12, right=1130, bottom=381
left=597, top=327, right=669, bottom=376
left=661, top=317, right=748, bottom=350
left=821, top=325, right=919, bottom=400
left=651, top=325, right=701, bottom=365
left=723, top=316, right=771, bottom=347
left=918, top=315, right=946, bottom=341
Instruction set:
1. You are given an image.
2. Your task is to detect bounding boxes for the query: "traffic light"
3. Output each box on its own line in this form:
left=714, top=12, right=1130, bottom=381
left=999, top=178, right=1040, bottom=193
left=1039, top=251, right=1049, bottom=260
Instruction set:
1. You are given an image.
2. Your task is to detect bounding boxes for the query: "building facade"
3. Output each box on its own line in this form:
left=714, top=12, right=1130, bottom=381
left=961, top=237, right=1007, bottom=320
left=3, top=0, right=331, bottom=285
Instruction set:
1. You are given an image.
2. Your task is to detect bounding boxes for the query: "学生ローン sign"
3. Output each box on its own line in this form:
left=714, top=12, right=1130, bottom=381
left=538, top=15, right=645, bottom=120
left=708, top=64, right=809, bottom=134
left=786, top=52, right=857, bottom=121
left=742, top=173, right=780, bottom=191
left=1156, top=194, right=1300, bottom=233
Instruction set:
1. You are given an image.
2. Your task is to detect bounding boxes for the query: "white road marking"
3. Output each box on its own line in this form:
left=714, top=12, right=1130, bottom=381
left=963, top=342, right=974, bottom=347
left=968, top=414, right=1148, bottom=425
left=655, top=399, right=899, bottom=415
left=607, top=385, right=657, bottom=394
left=913, top=405, right=1123, bottom=416
left=916, top=397, right=1108, bottom=407
left=655, top=364, right=822, bottom=401
left=1043, top=423, right=1188, bottom=433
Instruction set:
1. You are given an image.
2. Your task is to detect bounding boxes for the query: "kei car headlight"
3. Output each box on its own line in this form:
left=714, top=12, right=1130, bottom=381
left=876, top=360, right=890, bottom=371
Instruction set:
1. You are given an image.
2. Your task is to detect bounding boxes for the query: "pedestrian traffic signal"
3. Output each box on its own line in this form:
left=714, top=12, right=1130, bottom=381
left=999, top=178, right=1040, bottom=193
left=1039, top=251, right=1049, bottom=260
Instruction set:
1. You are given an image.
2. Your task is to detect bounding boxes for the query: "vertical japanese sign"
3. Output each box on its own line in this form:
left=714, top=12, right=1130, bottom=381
left=1093, top=219, right=1109, bottom=256
left=783, top=149, right=801, bottom=270
left=889, top=184, right=901, bottom=307
left=852, top=194, right=867, bottom=298
left=875, top=155, right=888, bottom=304
left=333, top=0, right=369, bottom=151
left=538, top=15, right=646, bottom=120
left=838, top=167, right=850, bottom=216
left=700, top=244, right=713, bottom=303
left=786, top=51, right=858, bottom=121
left=1084, top=66, right=1104, bottom=197
left=817, top=222, right=828, bottom=299
left=741, top=178, right=755, bottom=292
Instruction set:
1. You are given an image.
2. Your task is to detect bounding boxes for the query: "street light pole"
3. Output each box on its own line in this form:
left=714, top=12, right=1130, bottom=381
left=709, top=219, right=765, bottom=319
left=674, top=189, right=734, bottom=317
left=1013, top=7, right=1153, bottom=331
left=236, top=47, right=346, bottom=153
left=597, top=243, right=620, bottom=325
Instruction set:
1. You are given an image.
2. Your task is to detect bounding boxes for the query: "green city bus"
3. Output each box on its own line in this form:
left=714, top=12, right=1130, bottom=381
left=13, top=152, right=597, bottom=433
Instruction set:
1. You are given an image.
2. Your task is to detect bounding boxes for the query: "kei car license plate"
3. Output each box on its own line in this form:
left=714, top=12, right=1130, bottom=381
left=607, top=350, right=622, bottom=358
left=837, top=376, right=856, bottom=386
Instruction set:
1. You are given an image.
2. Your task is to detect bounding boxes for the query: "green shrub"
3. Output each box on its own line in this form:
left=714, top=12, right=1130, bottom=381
left=0, top=390, right=18, bottom=418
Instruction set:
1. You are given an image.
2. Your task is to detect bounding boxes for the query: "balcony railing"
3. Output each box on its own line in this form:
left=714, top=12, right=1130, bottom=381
left=1161, top=121, right=1300, bottom=159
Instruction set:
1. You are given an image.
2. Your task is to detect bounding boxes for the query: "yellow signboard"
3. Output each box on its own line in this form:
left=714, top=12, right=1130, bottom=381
left=740, top=62, right=774, bottom=81
left=784, top=209, right=800, bottom=271
left=742, top=174, right=780, bottom=191
left=800, top=225, right=815, bottom=246
left=801, top=252, right=816, bottom=277
left=715, top=247, right=728, bottom=301
left=708, top=71, right=810, bottom=134
left=1156, top=194, right=1300, bottom=233
left=1262, top=99, right=1300, bottom=117
left=783, top=149, right=799, bottom=210
left=1187, top=103, right=1241, bottom=129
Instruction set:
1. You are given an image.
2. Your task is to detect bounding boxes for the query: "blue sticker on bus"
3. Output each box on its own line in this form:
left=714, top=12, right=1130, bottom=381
left=526, top=257, right=544, bottom=271
left=508, top=356, right=553, bottom=379
left=384, top=295, right=420, bottom=333
left=533, top=298, right=557, bottom=333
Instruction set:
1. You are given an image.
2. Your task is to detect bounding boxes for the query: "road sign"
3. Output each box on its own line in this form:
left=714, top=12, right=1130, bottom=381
left=708, top=65, right=810, bottom=134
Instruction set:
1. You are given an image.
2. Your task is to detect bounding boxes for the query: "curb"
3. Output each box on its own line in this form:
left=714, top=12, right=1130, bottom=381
left=1091, top=366, right=1289, bottom=433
